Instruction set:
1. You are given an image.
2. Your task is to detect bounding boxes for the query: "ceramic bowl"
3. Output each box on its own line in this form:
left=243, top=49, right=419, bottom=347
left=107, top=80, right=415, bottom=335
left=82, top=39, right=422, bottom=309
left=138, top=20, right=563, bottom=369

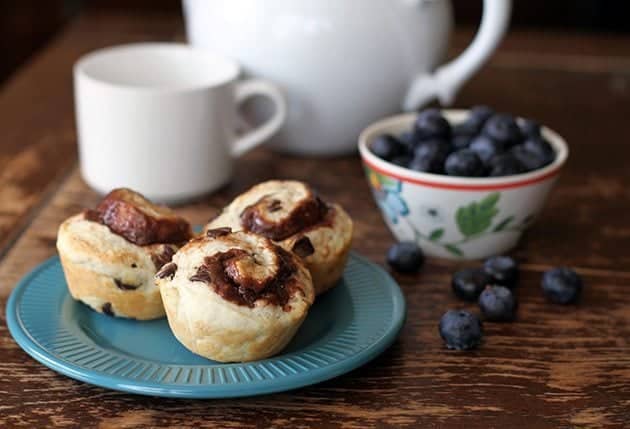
left=358, top=110, right=569, bottom=260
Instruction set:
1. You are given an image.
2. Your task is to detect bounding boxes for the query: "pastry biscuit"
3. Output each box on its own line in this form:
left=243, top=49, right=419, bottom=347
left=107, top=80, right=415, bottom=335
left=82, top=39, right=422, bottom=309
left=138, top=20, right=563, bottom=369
left=205, top=180, right=353, bottom=295
left=56, top=188, right=192, bottom=320
left=156, top=228, right=315, bottom=362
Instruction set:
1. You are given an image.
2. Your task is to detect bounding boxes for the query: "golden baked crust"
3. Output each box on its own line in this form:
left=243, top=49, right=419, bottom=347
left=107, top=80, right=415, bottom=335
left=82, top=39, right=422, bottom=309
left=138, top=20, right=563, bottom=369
left=57, top=213, right=178, bottom=319
left=156, top=230, right=314, bottom=362
left=205, top=180, right=353, bottom=295
left=59, top=253, right=165, bottom=320
left=56, top=189, right=191, bottom=320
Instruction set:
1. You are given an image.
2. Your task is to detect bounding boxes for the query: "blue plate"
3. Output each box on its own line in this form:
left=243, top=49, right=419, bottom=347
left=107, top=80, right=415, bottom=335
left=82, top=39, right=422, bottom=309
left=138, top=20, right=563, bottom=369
left=6, top=252, right=405, bottom=398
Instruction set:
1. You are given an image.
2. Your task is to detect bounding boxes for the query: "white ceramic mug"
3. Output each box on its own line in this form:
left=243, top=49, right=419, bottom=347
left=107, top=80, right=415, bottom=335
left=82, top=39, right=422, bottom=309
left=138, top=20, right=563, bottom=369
left=74, top=43, right=287, bottom=203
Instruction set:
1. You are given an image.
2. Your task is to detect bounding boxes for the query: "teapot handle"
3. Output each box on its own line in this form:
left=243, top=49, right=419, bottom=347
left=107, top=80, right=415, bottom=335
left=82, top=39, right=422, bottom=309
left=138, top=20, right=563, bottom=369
left=403, top=0, right=512, bottom=110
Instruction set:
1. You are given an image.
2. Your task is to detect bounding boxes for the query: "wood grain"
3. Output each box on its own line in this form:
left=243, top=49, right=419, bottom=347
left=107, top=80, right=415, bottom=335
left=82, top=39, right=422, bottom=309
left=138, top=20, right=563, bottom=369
left=0, top=11, right=179, bottom=258
left=2, top=150, right=630, bottom=428
left=1, top=11, right=630, bottom=429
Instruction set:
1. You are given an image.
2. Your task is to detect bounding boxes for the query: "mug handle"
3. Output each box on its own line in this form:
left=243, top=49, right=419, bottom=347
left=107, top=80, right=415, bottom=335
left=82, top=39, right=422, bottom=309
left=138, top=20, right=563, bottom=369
left=231, top=79, right=287, bottom=157
left=403, top=0, right=512, bottom=110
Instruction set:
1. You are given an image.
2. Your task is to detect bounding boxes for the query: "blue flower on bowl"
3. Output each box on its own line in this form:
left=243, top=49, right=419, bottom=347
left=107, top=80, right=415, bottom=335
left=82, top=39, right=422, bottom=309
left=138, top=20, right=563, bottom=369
left=367, top=169, right=408, bottom=224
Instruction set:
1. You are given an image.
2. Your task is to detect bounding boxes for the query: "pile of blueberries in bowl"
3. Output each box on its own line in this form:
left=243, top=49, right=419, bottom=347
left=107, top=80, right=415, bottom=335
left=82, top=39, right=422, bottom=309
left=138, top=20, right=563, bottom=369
left=371, top=106, right=556, bottom=177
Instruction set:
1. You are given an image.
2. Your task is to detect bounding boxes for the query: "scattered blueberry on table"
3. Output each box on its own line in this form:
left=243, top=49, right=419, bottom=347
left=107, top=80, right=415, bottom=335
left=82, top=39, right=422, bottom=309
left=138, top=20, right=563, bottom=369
left=386, top=241, right=424, bottom=274
left=483, top=256, right=519, bottom=289
left=437, top=255, right=584, bottom=349
left=371, top=106, right=556, bottom=177
left=452, top=268, right=492, bottom=302
left=542, top=267, right=583, bottom=304
left=478, top=285, right=517, bottom=322
left=439, top=310, right=483, bottom=350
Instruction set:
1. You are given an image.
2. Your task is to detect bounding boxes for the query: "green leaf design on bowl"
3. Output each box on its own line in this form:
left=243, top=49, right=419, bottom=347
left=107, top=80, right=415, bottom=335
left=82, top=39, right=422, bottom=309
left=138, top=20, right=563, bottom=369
left=444, top=244, right=464, bottom=257
left=455, top=192, right=500, bottom=237
left=429, top=228, right=445, bottom=241
left=362, top=167, right=536, bottom=258
left=493, top=216, right=515, bottom=232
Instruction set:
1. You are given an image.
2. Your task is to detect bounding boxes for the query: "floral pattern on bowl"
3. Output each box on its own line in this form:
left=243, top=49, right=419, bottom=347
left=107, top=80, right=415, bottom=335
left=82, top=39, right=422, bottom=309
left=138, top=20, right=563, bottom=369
left=366, top=167, right=537, bottom=258
left=359, top=110, right=569, bottom=260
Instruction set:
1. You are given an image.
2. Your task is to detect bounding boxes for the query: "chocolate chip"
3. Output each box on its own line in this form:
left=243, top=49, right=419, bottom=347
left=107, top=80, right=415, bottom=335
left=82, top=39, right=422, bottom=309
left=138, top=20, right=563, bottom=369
left=206, top=227, right=232, bottom=238
left=151, top=246, right=176, bottom=270
left=189, top=266, right=213, bottom=284
left=114, top=279, right=139, bottom=290
left=84, top=209, right=102, bottom=223
left=292, top=236, right=315, bottom=258
left=131, top=263, right=137, bottom=268
left=102, top=302, right=114, bottom=316
left=156, top=262, right=177, bottom=280
left=268, top=199, right=282, bottom=212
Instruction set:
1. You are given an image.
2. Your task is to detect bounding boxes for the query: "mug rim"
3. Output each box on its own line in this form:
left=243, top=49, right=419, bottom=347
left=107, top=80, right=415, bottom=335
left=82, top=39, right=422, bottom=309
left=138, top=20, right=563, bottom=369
left=358, top=109, right=569, bottom=191
left=74, top=42, right=241, bottom=93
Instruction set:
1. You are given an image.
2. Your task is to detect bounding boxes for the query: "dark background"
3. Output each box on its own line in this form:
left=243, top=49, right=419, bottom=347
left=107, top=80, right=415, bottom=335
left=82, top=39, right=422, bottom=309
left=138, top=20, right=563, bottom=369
left=0, top=0, right=628, bottom=85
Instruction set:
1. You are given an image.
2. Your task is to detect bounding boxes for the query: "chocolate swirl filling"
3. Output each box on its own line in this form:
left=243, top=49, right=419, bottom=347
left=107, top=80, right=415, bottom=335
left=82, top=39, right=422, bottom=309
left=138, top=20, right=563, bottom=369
left=240, top=193, right=328, bottom=241
left=189, top=247, right=299, bottom=309
left=84, top=189, right=191, bottom=246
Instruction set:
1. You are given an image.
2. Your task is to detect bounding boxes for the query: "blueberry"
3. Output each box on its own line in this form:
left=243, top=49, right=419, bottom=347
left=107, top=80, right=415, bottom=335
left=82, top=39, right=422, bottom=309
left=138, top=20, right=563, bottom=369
left=390, top=154, right=412, bottom=168
left=488, top=153, right=526, bottom=177
left=469, top=135, right=506, bottom=165
left=452, top=134, right=473, bottom=150
left=523, top=137, right=555, bottom=165
left=409, top=139, right=450, bottom=173
left=483, top=114, right=523, bottom=146
left=519, top=118, right=541, bottom=138
left=399, top=131, right=414, bottom=145
left=470, top=105, right=495, bottom=124
left=453, top=106, right=494, bottom=137
left=387, top=242, right=424, bottom=274
left=413, top=109, right=451, bottom=141
left=453, top=121, right=479, bottom=137
left=511, top=145, right=548, bottom=171
left=542, top=267, right=583, bottom=304
left=478, top=285, right=517, bottom=322
left=439, top=310, right=483, bottom=350
left=483, top=256, right=519, bottom=289
left=398, top=131, right=417, bottom=152
left=452, top=268, right=492, bottom=301
left=414, top=138, right=451, bottom=158
left=444, top=149, right=485, bottom=177
left=371, top=134, right=404, bottom=161
left=409, top=156, right=441, bottom=173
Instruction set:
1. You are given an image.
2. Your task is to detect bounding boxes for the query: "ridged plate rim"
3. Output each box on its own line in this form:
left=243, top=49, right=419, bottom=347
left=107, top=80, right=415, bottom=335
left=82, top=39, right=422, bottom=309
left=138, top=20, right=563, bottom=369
left=6, top=252, right=406, bottom=398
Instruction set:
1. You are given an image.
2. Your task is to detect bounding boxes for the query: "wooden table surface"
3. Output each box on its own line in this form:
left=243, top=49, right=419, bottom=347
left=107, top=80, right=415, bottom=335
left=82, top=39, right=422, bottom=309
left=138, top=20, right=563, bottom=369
left=1, top=11, right=630, bottom=429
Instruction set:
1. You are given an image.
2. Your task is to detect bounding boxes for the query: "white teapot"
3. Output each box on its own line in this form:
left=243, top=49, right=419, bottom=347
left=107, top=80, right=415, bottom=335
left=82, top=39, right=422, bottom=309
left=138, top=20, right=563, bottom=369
left=183, top=0, right=511, bottom=156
